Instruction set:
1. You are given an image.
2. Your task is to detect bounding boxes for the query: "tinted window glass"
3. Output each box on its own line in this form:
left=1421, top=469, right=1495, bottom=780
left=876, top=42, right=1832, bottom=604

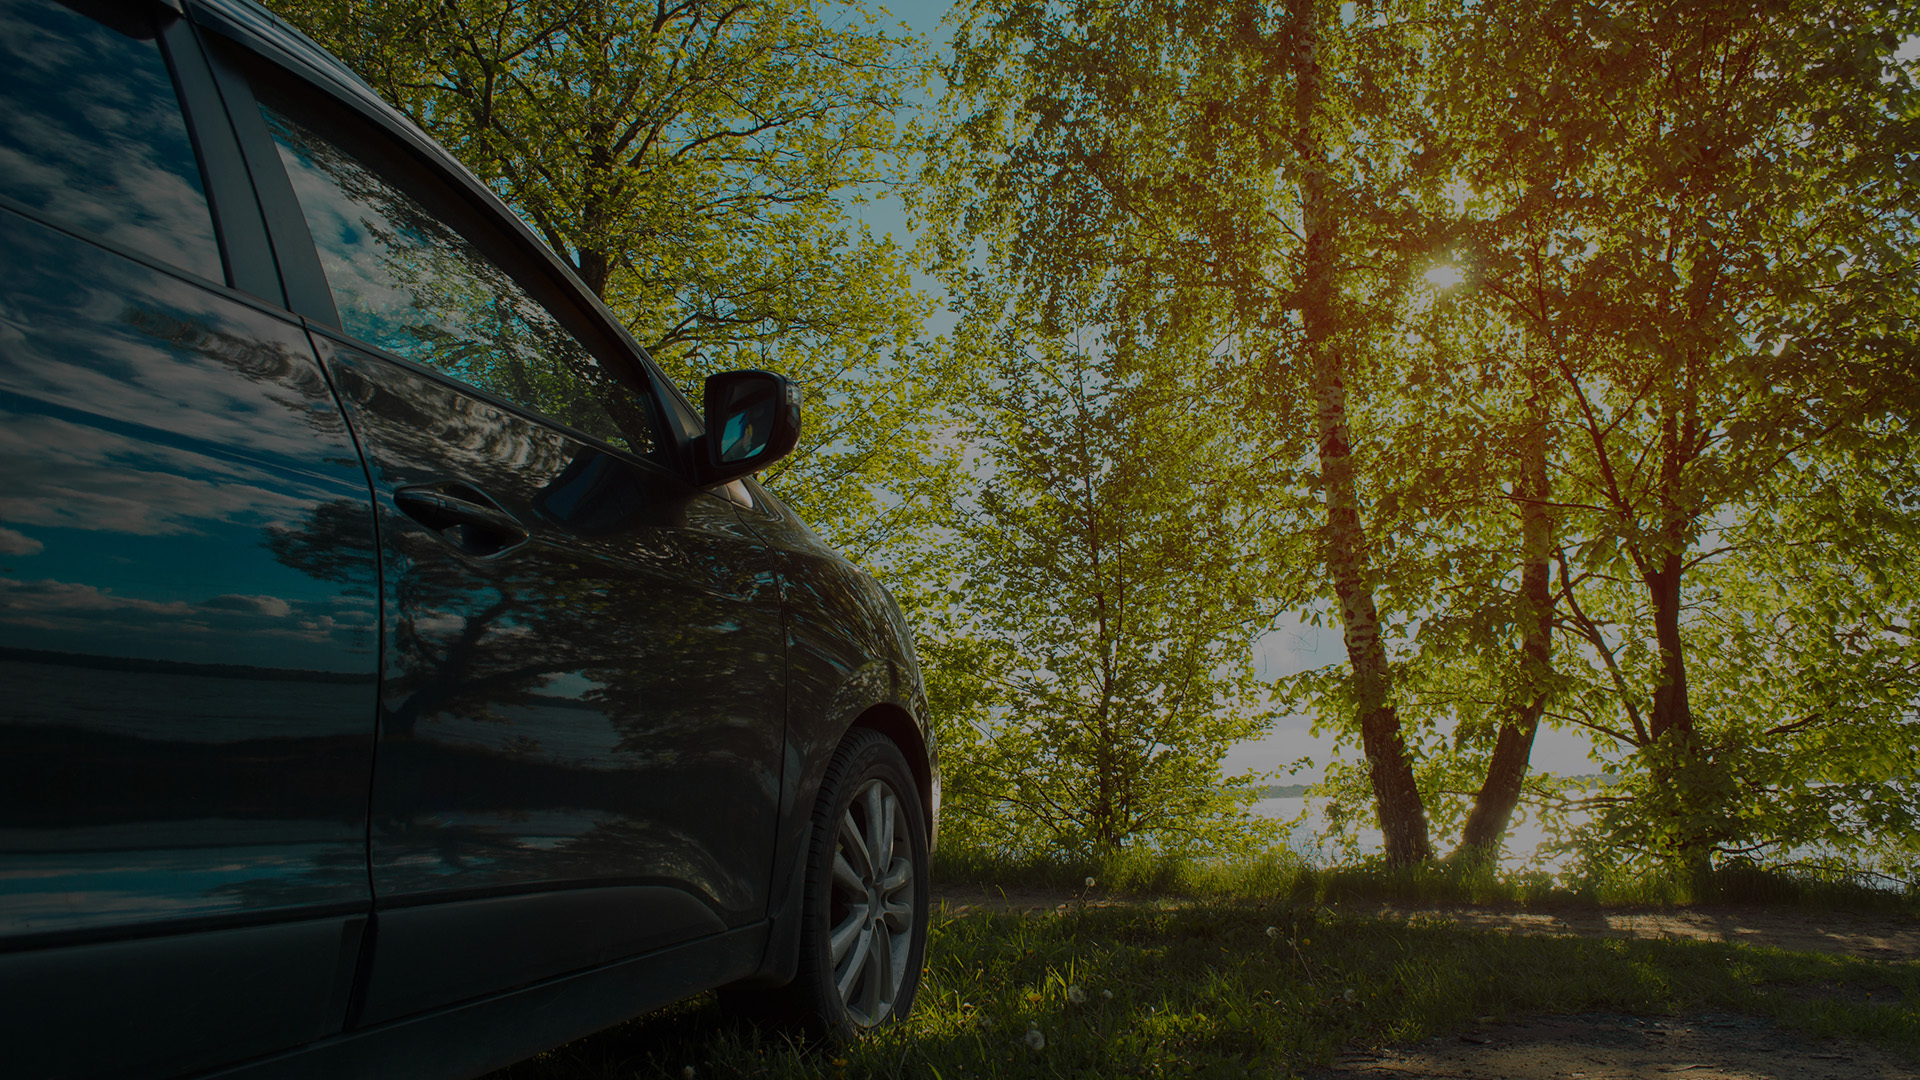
left=258, top=97, right=657, bottom=457
left=0, top=0, right=222, bottom=281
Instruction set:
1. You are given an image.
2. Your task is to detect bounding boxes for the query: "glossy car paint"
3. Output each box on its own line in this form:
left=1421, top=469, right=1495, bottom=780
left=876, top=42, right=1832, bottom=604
left=0, top=211, right=381, bottom=940
left=733, top=486, right=938, bottom=951
left=0, top=0, right=938, bottom=1075
left=0, top=172, right=379, bottom=1080
left=311, top=335, right=785, bottom=1022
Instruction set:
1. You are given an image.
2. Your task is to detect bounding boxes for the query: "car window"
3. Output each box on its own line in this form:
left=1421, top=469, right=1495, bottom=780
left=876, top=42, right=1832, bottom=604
left=255, top=91, right=659, bottom=458
left=0, top=0, right=223, bottom=281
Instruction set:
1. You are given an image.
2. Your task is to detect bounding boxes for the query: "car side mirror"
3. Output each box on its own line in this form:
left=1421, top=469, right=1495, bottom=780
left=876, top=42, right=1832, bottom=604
left=699, top=369, right=801, bottom=485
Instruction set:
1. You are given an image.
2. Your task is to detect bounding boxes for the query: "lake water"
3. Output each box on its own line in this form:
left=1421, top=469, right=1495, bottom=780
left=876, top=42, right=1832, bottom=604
left=1253, top=797, right=1582, bottom=871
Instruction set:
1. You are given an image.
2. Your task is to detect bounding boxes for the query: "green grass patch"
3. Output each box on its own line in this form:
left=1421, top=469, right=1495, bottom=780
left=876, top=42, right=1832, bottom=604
left=932, top=845, right=1317, bottom=901
left=487, top=898, right=1920, bottom=1079
left=933, top=847, right=1920, bottom=913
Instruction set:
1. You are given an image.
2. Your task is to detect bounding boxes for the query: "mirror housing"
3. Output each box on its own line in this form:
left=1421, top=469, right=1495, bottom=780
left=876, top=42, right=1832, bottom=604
left=698, top=369, right=801, bottom=486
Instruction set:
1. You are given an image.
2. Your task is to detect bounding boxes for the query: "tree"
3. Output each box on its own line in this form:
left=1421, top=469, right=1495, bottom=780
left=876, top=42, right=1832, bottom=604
left=1395, top=2, right=1597, bottom=865
left=1390, top=0, right=1920, bottom=876
left=1489, top=0, right=1916, bottom=871
left=939, top=302, right=1284, bottom=858
left=941, top=0, right=1920, bottom=879
left=1277, top=0, right=1435, bottom=863
left=939, top=0, right=1451, bottom=863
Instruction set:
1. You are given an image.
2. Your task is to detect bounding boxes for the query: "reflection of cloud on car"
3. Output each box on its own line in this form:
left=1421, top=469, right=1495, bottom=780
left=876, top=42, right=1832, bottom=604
left=0, top=575, right=370, bottom=657
left=0, top=526, right=44, bottom=556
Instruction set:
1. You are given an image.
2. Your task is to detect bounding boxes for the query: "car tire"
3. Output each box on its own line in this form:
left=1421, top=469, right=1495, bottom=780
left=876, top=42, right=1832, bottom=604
left=745, top=727, right=930, bottom=1040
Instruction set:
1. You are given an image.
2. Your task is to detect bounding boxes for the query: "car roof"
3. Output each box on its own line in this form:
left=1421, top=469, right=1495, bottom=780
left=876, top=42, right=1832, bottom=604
left=189, top=0, right=382, bottom=106
left=186, top=0, right=505, bottom=223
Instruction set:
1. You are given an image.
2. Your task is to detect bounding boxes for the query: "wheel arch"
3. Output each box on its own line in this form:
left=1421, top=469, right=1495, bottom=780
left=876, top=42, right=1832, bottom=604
left=847, top=702, right=936, bottom=850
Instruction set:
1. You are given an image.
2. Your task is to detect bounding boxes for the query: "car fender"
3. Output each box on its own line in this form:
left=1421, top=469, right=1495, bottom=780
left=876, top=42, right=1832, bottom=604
left=725, top=482, right=936, bottom=987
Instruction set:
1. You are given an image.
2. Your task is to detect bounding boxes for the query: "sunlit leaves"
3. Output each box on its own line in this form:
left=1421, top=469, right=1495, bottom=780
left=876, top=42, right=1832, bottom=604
left=940, top=0, right=1920, bottom=880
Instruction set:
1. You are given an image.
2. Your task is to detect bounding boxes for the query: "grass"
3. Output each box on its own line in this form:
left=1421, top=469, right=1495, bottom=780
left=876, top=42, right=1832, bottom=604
left=933, top=846, right=1920, bottom=912
left=485, top=856, right=1920, bottom=1079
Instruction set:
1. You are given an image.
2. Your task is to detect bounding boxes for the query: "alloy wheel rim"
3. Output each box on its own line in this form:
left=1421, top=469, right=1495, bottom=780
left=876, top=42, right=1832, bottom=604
left=827, top=776, right=915, bottom=1027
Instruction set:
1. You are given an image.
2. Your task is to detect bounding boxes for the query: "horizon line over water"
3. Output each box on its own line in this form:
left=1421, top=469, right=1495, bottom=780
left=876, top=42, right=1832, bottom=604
left=1253, top=797, right=1581, bottom=872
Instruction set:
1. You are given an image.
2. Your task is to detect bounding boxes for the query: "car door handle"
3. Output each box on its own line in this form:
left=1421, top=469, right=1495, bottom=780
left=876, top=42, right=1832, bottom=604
left=394, top=484, right=530, bottom=557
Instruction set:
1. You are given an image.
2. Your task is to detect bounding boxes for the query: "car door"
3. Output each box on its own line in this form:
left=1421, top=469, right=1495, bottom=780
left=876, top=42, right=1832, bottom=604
left=0, top=2, right=379, bottom=1076
left=224, top=56, right=788, bottom=1024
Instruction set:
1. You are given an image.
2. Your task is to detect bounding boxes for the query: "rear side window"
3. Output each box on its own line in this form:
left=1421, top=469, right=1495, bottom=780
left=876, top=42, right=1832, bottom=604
left=0, top=0, right=222, bottom=281
left=256, top=92, right=659, bottom=458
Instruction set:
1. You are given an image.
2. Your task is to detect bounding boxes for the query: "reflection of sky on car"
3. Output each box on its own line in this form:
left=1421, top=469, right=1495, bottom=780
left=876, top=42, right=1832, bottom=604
left=0, top=837, right=365, bottom=934
left=0, top=427, right=373, bottom=668
left=0, top=411, right=319, bottom=536
left=0, top=218, right=380, bottom=673
left=263, top=109, right=425, bottom=343
left=262, top=105, right=655, bottom=455
left=0, top=285, right=358, bottom=471
left=419, top=696, right=645, bottom=768
left=0, top=2, right=221, bottom=280
left=0, top=569, right=374, bottom=671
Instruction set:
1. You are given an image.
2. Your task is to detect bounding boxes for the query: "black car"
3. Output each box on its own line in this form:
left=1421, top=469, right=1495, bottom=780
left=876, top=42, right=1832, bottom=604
left=0, top=1, right=937, bottom=1075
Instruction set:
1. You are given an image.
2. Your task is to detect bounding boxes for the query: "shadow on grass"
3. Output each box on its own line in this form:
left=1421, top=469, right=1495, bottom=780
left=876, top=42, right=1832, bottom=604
left=486, top=897, right=1920, bottom=1079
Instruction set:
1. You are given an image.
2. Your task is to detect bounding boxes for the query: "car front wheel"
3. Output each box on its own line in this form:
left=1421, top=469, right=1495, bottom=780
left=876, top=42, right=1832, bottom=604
left=785, top=728, right=930, bottom=1038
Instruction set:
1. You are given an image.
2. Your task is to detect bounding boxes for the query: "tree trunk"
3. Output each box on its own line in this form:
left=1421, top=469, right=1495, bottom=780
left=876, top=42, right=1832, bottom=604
left=1645, top=542, right=1717, bottom=876
left=1288, top=0, right=1431, bottom=865
left=576, top=246, right=613, bottom=302
left=1457, top=350, right=1553, bottom=862
left=1644, top=551, right=1692, bottom=746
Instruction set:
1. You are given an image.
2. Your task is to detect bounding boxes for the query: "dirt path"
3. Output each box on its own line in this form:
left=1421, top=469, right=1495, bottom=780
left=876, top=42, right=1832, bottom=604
left=935, top=887, right=1919, bottom=1080
left=1357, top=903, right=1920, bottom=964
left=1311, top=1012, right=1918, bottom=1080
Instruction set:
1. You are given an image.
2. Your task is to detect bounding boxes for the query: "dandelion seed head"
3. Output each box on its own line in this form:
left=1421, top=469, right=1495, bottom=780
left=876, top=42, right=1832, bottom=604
left=1343, top=988, right=1357, bottom=1003
left=1025, top=1025, right=1046, bottom=1051
left=1100, top=988, right=1114, bottom=1000
left=1265, top=926, right=1279, bottom=939
left=1085, top=876, right=1097, bottom=888
left=1067, top=985, right=1086, bottom=1004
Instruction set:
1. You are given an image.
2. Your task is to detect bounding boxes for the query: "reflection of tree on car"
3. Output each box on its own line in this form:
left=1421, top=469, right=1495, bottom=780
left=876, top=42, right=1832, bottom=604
left=262, top=102, right=659, bottom=457
left=269, top=349, right=783, bottom=914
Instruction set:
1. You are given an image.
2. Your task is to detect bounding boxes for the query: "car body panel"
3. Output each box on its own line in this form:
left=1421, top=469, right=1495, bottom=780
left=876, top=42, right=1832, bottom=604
left=313, top=336, right=785, bottom=917
left=0, top=207, right=381, bottom=942
left=354, top=886, right=724, bottom=1026
left=0, top=204, right=380, bottom=1076
left=205, top=923, right=768, bottom=1080
left=2, top=914, right=362, bottom=1079
left=0, top=0, right=938, bottom=1073
left=727, top=481, right=939, bottom=979
left=308, top=334, right=787, bottom=1016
